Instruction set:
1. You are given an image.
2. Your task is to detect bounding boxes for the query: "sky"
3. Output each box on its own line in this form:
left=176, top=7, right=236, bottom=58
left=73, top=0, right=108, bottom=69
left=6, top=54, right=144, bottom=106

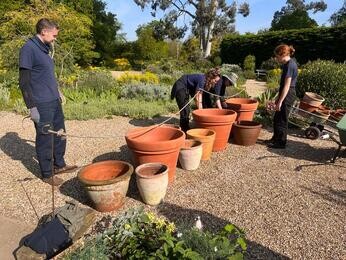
left=105, top=0, right=343, bottom=41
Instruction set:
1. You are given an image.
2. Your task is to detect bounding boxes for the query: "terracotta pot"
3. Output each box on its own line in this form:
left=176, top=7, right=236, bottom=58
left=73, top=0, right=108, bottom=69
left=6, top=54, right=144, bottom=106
left=77, top=160, right=133, bottom=212
left=225, top=98, right=259, bottom=121
left=302, top=92, right=325, bottom=107
left=298, top=101, right=319, bottom=117
left=233, top=121, right=262, bottom=146
left=192, top=109, right=237, bottom=151
left=186, top=129, right=216, bottom=160
left=161, top=124, right=181, bottom=130
left=179, top=140, right=203, bottom=170
left=318, top=104, right=331, bottom=114
left=330, top=109, right=346, bottom=122
left=135, top=163, right=169, bottom=206
left=125, top=126, right=185, bottom=184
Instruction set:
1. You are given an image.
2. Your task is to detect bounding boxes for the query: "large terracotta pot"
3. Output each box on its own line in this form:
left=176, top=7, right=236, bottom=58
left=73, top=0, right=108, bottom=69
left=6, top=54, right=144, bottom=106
left=233, top=121, right=262, bottom=146
left=186, top=129, right=216, bottom=160
left=225, top=98, right=259, bottom=121
left=303, top=92, right=325, bottom=107
left=192, top=109, right=237, bottom=151
left=125, top=126, right=185, bottom=184
left=178, top=140, right=203, bottom=170
left=77, top=160, right=133, bottom=212
left=312, top=109, right=330, bottom=124
left=135, top=163, right=169, bottom=206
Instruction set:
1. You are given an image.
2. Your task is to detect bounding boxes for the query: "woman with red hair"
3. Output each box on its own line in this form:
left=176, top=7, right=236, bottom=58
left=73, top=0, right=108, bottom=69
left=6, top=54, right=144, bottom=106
left=266, top=44, right=298, bottom=149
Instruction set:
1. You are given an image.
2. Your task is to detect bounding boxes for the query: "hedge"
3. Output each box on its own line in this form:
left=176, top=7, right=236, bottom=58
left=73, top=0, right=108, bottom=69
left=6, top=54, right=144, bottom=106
left=220, top=26, right=346, bottom=68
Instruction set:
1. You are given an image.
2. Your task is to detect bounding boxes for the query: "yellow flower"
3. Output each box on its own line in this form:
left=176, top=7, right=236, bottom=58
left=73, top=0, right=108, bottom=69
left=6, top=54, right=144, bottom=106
left=167, top=223, right=175, bottom=233
left=124, top=224, right=131, bottom=230
left=146, top=212, right=155, bottom=222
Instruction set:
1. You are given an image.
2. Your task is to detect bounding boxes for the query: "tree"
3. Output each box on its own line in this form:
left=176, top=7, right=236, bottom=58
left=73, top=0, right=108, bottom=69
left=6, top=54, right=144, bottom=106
left=271, top=0, right=327, bottom=31
left=330, top=0, right=346, bottom=27
left=0, top=0, right=97, bottom=70
left=135, top=22, right=169, bottom=62
left=133, top=0, right=250, bottom=58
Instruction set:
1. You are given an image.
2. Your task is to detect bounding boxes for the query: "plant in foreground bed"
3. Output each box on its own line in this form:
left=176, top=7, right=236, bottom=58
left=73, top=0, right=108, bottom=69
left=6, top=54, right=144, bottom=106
left=64, top=207, right=247, bottom=259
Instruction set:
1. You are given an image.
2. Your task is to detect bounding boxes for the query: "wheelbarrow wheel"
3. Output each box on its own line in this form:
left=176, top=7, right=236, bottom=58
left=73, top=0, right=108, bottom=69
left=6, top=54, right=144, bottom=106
left=305, top=126, right=321, bottom=140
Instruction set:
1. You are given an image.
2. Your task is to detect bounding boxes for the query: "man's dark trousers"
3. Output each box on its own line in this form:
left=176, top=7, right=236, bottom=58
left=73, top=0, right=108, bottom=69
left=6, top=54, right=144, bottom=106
left=35, top=99, right=66, bottom=178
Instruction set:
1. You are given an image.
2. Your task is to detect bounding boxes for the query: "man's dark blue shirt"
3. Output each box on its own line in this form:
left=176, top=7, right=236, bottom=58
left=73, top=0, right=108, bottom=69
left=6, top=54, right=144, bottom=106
left=19, top=36, right=59, bottom=106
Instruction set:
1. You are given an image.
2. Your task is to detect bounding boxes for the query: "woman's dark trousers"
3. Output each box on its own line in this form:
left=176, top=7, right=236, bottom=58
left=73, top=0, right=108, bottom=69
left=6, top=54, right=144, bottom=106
left=272, top=89, right=296, bottom=146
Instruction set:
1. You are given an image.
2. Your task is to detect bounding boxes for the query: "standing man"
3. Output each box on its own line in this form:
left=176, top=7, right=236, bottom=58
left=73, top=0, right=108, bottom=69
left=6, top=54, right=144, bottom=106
left=19, top=18, right=77, bottom=186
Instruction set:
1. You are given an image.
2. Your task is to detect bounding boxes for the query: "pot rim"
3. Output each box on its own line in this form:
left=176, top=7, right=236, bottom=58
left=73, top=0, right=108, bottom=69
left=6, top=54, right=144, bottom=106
left=78, top=160, right=133, bottom=186
left=135, top=162, right=168, bottom=179
left=304, top=92, right=325, bottom=101
left=234, top=120, right=262, bottom=128
left=181, top=139, right=203, bottom=150
left=186, top=128, right=216, bottom=138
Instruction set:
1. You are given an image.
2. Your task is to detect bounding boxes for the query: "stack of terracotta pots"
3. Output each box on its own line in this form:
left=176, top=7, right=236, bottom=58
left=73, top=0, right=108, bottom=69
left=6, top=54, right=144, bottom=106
left=299, top=92, right=330, bottom=122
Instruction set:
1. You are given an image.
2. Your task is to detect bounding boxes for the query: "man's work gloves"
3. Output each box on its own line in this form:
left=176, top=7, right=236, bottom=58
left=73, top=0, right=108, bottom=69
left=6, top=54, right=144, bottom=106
left=30, top=107, right=40, bottom=123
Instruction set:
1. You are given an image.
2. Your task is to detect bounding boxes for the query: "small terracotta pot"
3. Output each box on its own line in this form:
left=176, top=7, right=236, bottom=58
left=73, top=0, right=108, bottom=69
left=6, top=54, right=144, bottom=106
left=186, top=129, right=216, bottom=160
left=225, top=98, right=259, bottom=121
left=330, top=109, right=346, bottom=122
left=179, top=140, right=203, bottom=170
left=125, top=126, right=185, bottom=184
left=135, top=163, right=169, bottom=206
left=233, top=121, right=262, bottom=146
left=302, top=92, right=325, bottom=107
left=192, top=109, right=237, bottom=151
left=78, top=160, right=133, bottom=212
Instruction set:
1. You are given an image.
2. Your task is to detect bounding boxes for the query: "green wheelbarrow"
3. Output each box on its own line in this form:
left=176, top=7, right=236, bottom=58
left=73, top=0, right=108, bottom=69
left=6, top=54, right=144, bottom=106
left=330, top=114, right=346, bottom=163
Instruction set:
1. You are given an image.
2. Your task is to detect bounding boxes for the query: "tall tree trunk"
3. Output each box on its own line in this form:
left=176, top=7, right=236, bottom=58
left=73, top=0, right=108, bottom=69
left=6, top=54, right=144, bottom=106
left=201, top=0, right=218, bottom=58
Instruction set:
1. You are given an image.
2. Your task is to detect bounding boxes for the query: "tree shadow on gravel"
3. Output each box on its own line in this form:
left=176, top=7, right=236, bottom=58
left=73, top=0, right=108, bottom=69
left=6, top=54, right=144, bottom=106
left=300, top=184, right=346, bottom=207
left=129, top=116, right=179, bottom=127
left=157, top=202, right=290, bottom=260
left=0, top=132, right=40, bottom=178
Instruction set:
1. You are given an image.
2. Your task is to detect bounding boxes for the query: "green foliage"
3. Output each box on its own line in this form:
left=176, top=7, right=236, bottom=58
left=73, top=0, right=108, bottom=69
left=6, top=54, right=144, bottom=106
left=257, top=89, right=279, bottom=110
left=261, top=57, right=281, bottom=70
left=271, top=0, right=326, bottom=31
left=296, top=60, right=346, bottom=109
left=271, top=9, right=318, bottom=31
left=330, top=1, right=346, bottom=27
left=119, top=83, right=170, bottom=101
left=181, top=224, right=246, bottom=259
left=220, top=64, right=246, bottom=87
left=0, top=85, right=10, bottom=109
left=63, top=208, right=246, bottom=259
left=243, top=55, right=256, bottom=72
left=221, top=26, right=346, bottom=68
left=135, top=23, right=169, bottom=62
left=0, top=0, right=98, bottom=70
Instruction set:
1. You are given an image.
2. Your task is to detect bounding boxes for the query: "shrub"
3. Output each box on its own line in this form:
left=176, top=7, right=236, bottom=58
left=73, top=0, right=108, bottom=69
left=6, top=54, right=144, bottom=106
left=0, top=85, right=10, bottom=109
left=119, top=83, right=170, bottom=101
left=243, top=55, right=256, bottom=72
left=220, top=64, right=246, bottom=86
left=114, top=58, right=131, bottom=71
left=261, top=57, right=280, bottom=70
left=117, top=71, right=159, bottom=85
left=221, top=26, right=346, bottom=67
left=296, top=60, right=346, bottom=109
left=63, top=207, right=246, bottom=259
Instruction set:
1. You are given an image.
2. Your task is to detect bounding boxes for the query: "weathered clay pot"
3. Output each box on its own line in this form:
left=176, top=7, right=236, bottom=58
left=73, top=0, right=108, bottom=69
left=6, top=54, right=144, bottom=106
left=303, top=92, right=325, bottom=107
left=330, top=109, right=346, bottom=122
left=225, top=98, right=259, bottom=121
left=186, top=129, right=216, bottom=160
left=125, top=126, right=185, bottom=184
left=192, top=109, right=237, bottom=151
left=179, top=140, right=203, bottom=170
left=232, top=121, right=262, bottom=146
left=77, top=160, right=133, bottom=212
left=161, top=124, right=181, bottom=130
left=135, top=163, right=169, bottom=206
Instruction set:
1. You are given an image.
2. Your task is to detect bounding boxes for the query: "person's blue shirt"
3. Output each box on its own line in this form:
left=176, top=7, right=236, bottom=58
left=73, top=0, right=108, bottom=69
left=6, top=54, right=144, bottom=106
left=279, top=58, right=298, bottom=93
left=19, top=36, right=60, bottom=105
left=183, top=74, right=206, bottom=92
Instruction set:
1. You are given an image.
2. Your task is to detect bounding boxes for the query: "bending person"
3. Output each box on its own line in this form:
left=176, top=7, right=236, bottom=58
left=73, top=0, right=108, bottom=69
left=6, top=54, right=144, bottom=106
left=170, top=68, right=221, bottom=132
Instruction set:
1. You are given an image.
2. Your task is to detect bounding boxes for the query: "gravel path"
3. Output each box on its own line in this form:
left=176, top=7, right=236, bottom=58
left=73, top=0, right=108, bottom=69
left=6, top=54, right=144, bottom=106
left=245, top=79, right=268, bottom=97
left=0, top=111, right=345, bottom=260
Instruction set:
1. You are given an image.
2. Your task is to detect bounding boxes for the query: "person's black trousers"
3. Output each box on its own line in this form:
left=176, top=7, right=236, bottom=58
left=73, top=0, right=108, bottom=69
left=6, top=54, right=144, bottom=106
left=171, top=78, right=192, bottom=132
left=35, top=99, right=67, bottom=178
left=272, top=89, right=296, bottom=145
